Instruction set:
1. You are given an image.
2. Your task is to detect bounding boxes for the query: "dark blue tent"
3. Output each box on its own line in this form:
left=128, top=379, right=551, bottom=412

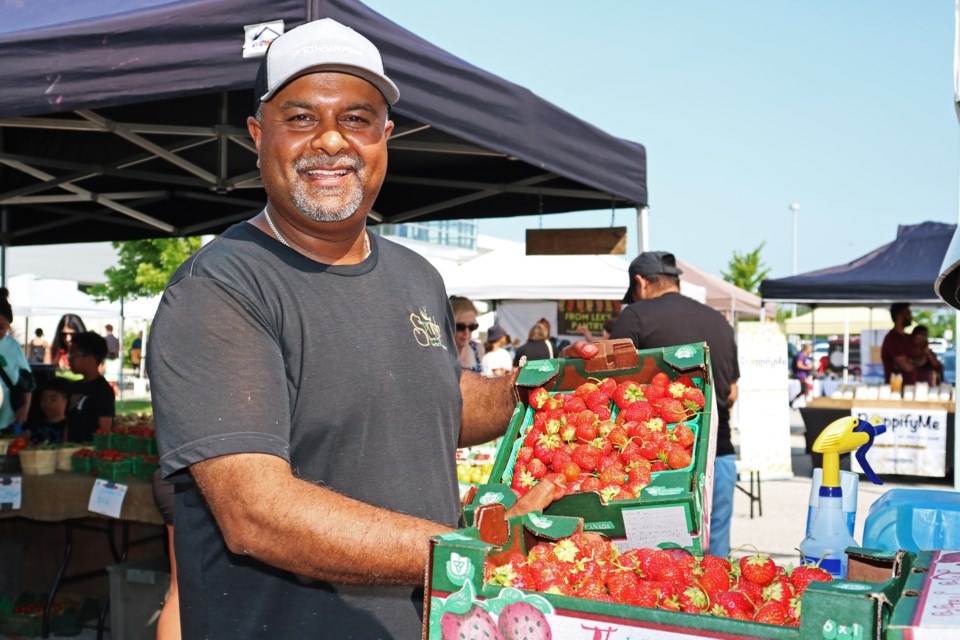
left=0, top=0, right=646, bottom=244
left=760, top=221, right=956, bottom=305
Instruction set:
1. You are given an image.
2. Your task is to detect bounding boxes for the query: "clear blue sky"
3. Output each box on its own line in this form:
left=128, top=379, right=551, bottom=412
left=364, top=1, right=959, bottom=280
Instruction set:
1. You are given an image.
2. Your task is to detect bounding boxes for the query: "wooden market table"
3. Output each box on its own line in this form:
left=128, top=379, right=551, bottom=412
left=799, top=397, right=955, bottom=479
left=0, top=470, right=164, bottom=638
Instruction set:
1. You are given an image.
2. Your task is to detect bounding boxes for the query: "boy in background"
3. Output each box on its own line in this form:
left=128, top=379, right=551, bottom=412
left=66, top=332, right=115, bottom=442
left=26, top=378, right=70, bottom=444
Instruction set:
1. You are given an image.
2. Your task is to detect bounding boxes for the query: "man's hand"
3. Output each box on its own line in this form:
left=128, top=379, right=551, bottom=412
left=561, top=341, right=600, bottom=359
left=504, top=478, right=562, bottom=518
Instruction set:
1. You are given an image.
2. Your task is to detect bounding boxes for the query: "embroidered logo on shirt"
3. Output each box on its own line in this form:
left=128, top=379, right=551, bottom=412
left=410, top=306, right=447, bottom=350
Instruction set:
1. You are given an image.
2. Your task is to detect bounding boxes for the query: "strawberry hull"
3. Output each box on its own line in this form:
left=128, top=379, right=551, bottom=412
left=424, top=512, right=916, bottom=640
left=465, top=340, right=717, bottom=554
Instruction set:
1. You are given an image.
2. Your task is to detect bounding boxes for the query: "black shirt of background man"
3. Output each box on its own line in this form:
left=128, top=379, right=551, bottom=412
left=66, top=376, right=115, bottom=443
left=611, top=291, right=740, bottom=457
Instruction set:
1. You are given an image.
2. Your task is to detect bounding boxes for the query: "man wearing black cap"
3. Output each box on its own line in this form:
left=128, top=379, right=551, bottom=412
left=148, top=18, right=569, bottom=639
left=612, top=251, right=740, bottom=557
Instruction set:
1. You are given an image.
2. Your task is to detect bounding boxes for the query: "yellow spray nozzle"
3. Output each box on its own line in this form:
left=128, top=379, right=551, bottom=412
left=812, top=416, right=886, bottom=489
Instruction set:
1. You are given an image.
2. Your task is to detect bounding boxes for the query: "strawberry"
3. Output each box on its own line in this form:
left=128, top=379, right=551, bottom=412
left=574, top=381, right=599, bottom=399
left=683, top=387, right=706, bottom=411
left=790, top=563, right=832, bottom=595
left=650, top=460, right=669, bottom=472
left=597, top=377, right=617, bottom=396
left=696, top=564, right=731, bottom=597
left=526, top=458, right=547, bottom=479
left=516, top=446, right=534, bottom=465
left=710, top=591, right=754, bottom=619
left=573, top=577, right=608, bottom=601
left=754, top=601, right=789, bottom=626
left=641, top=417, right=666, bottom=433
left=606, top=569, right=642, bottom=604
left=533, top=432, right=562, bottom=463
left=574, top=420, right=598, bottom=443
left=740, top=552, right=777, bottom=587
left=589, top=437, right=614, bottom=456
left=618, top=400, right=655, bottom=425
left=596, top=406, right=613, bottom=422
left=624, top=479, right=648, bottom=497
left=643, top=383, right=666, bottom=401
left=570, top=444, right=601, bottom=472
left=627, top=461, right=652, bottom=484
left=665, top=443, right=692, bottom=469
left=579, top=476, right=602, bottom=493
left=640, top=435, right=666, bottom=461
left=651, top=372, right=671, bottom=388
left=668, top=381, right=689, bottom=399
left=699, top=554, right=732, bottom=573
left=733, top=576, right=763, bottom=607
left=670, top=424, right=696, bottom=448
left=607, top=426, right=630, bottom=450
left=523, top=425, right=545, bottom=447
left=638, top=549, right=676, bottom=581
left=598, top=460, right=627, bottom=485
left=678, top=583, right=710, bottom=614
left=585, top=390, right=610, bottom=413
left=762, top=577, right=794, bottom=604
left=528, top=387, right=550, bottom=410
left=562, top=394, right=587, bottom=414
left=612, top=380, right=646, bottom=408
left=657, top=398, right=689, bottom=423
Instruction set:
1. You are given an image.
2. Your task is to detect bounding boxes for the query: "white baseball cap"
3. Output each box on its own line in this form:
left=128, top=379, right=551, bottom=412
left=255, top=18, right=399, bottom=107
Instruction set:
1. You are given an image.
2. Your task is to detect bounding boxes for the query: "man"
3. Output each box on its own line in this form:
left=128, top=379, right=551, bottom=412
left=790, top=342, right=813, bottom=407
left=148, top=19, right=580, bottom=639
left=103, top=324, right=120, bottom=360
left=66, top=332, right=115, bottom=442
left=610, top=251, right=740, bottom=557
left=881, top=303, right=916, bottom=384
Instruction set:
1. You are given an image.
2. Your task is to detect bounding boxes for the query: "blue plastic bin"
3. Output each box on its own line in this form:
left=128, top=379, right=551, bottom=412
left=862, top=488, right=960, bottom=552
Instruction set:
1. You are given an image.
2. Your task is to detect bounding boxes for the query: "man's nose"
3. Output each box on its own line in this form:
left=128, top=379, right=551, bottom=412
left=312, top=129, right=349, bottom=155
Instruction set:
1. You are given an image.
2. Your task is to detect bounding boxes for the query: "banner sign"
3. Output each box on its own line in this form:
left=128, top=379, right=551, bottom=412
left=555, top=300, right=621, bottom=337
left=735, top=322, right=794, bottom=479
left=851, top=406, right=948, bottom=477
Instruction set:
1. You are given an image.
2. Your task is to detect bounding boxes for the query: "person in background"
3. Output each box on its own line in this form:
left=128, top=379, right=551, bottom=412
left=790, top=342, right=814, bottom=407
left=25, top=378, right=69, bottom=444
left=104, top=324, right=120, bottom=360
left=48, top=314, right=87, bottom=369
left=0, top=289, right=32, bottom=433
left=27, top=328, right=48, bottom=364
left=881, top=303, right=916, bottom=385
left=911, top=325, right=943, bottom=386
left=513, top=320, right=555, bottom=368
left=450, top=296, right=484, bottom=373
left=612, top=251, right=739, bottom=558
left=480, top=324, right=513, bottom=377
left=65, top=332, right=115, bottom=442
left=574, top=317, right=617, bottom=342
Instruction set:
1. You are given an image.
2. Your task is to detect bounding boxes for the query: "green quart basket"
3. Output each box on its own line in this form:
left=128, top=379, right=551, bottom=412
left=91, top=433, right=115, bottom=451
left=94, top=459, right=131, bottom=482
left=131, top=457, right=159, bottom=481
left=70, top=456, right=94, bottom=475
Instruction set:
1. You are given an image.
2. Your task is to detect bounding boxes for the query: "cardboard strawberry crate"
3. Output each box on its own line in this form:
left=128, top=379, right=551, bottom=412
left=464, top=340, right=717, bottom=554
left=885, top=549, right=960, bottom=639
left=425, top=508, right=914, bottom=640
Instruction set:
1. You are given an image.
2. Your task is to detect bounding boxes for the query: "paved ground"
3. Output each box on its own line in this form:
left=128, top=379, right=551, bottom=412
left=729, top=408, right=951, bottom=565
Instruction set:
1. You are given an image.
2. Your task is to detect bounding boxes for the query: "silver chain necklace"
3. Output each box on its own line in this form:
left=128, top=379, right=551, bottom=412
left=262, top=208, right=371, bottom=258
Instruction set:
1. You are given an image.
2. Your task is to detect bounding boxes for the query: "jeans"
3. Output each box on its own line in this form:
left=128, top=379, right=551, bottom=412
left=709, top=454, right=737, bottom=557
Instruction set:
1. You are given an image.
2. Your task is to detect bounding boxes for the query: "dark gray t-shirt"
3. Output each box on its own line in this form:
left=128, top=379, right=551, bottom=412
left=149, top=222, right=462, bottom=639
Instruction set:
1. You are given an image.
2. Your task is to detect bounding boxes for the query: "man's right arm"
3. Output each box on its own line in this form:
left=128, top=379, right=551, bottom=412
left=190, top=452, right=560, bottom=585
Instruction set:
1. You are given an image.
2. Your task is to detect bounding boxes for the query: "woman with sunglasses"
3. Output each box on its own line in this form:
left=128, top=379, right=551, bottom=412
left=450, top=296, right=484, bottom=373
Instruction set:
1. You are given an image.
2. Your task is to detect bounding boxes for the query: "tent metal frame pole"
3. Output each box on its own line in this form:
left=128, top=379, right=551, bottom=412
left=636, top=206, right=649, bottom=252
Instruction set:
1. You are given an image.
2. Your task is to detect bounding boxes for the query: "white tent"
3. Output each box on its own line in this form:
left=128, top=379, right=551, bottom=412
left=676, top=259, right=765, bottom=320
left=783, top=307, right=894, bottom=336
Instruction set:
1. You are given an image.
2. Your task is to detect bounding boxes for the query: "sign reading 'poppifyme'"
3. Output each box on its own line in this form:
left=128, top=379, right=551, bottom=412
left=851, top=407, right=948, bottom=477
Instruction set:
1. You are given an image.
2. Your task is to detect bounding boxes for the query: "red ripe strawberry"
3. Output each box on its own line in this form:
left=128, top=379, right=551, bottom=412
left=559, top=422, right=577, bottom=444
left=700, top=554, right=732, bottom=573
left=650, top=460, right=669, bottom=472
left=550, top=448, right=572, bottom=470
left=525, top=458, right=547, bottom=479
left=658, top=398, right=689, bottom=423
left=641, top=417, right=666, bottom=433
left=571, top=444, right=601, bottom=472
left=670, top=424, right=696, bottom=448
left=643, top=383, right=665, bottom=401
left=585, top=390, right=610, bottom=413
left=569, top=533, right=613, bottom=561
left=598, top=460, right=627, bottom=485
left=574, top=420, right=598, bottom=443
left=599, top=484, right=622, bottom=503
left=754, top=601, right=789, bottom=626
left=675, top=375, right=695, bottom=388
left=606, top=570, right=641, bottom=605
left=627, top=461, right=652, bottom=485
left=634, top=582, right=661, bottom=608
left=740, top=553, right=777, bottom=587
left=620, top=439, right=644, bottom=463
left=596, top=406, right=613, bottom=421
left=612, top=380, right=646, bottom=409
left=683, top=387, right=706, bottom=412
left=696, top=564, right=731, bottom=597
left=762, top=577, right=794, bottom=604
left=651, top=372, right=671, bottom=388
left=579, top=476, right=602, bottom=492
left=710, top=591, right=754, bottom=619
left=597, top=420, right=616, bottom=438
left=589, top=437, right=614, bottom=456
left=733, top=576, right=763, bottom=607
left=624, top=479, right=648, bottom=497
left=574, top=381, right=599, bottom=399
left=542, top=409, right=566, bottom=434
left=523, top=425, right=545, bottom=447
left=640, top=435, right=665, bottom=461
left=790, top=563, right=832, bottom=595
left=558, top=460, right=582, bottom=483
left=665, top=443, right=693, bottom=470
left=528, top=387, right=550, bottom=410
left=678, top=583, right=710, bottom=614
left=533, top=432, right=562, bottom=463
left=487, top=553, right=537, bottom=590
left=638, top=549, right=676, bottom=582
left=607, top=426, right=630, bottom=450
left=618, top=400, right=655, bottom=425
left=668, top=381, right=689, bottom=399
left=543, top=396, right=562, bottom=411
left=573, top=577, right=608, bottom=601
left=597, top=377, right=617, bottom=395
left=562, top=394, right=587, bottom=414
left=516, top=446, right=534, bottom=465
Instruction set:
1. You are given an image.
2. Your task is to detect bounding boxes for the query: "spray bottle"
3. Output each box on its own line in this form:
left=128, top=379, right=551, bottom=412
left=799, top=416, right=886, bottom=579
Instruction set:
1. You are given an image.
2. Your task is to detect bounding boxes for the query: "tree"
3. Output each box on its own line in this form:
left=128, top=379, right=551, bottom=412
left=721, top=242, right=771, bottom=294
left=88, top=238, right=203, bottom=302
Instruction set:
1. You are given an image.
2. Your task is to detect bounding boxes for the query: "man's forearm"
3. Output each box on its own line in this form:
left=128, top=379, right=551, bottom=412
left=191, top=453, right=453, bottom=586
left=459, top=371, right=517, bottom=447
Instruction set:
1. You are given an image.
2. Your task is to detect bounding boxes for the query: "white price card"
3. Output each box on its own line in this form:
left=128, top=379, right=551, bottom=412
left=0, top=476, right=22, bottom=510
left=88, top=479, right=128, bottom=518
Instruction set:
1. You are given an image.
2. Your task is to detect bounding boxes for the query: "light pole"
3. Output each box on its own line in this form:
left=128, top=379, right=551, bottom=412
left=790, top=203, right=800, bottom=317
